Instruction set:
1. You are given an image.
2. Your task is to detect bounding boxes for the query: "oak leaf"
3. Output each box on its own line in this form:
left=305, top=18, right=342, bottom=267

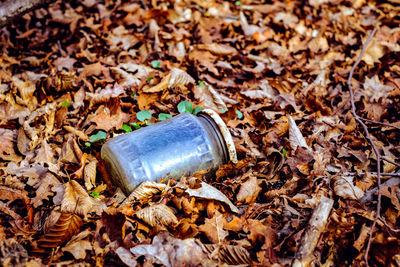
left=88, top=104, right=130, bottom=131
left=198, top=211, right=228, bottom=244
left=237, top=176, right=261, bottom=204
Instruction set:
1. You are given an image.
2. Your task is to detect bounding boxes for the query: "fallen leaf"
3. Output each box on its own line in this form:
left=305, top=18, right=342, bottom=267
left=88, top=104, right=130, bottom=131
left=143, top=68, right=194, bottom=93
left=288, top=116, right=312, bottom=152
left=61, top=180, right=93, bottom=218
left=237, top=176, right=261, bottom=204
left=135, top=204, right=178, bottom=227
left=334, top=175, right=364, bottom=200
left=194, top=82, right=227, bottom=112
left=186, top=182, right=239, bottom=213
left=120, top=181, right=167, bottom=207
left=198, top=211, right=228, bottom=243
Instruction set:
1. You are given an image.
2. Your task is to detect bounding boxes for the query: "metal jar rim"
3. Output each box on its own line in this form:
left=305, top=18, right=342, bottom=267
left=198, top=109, right=238, bottom=164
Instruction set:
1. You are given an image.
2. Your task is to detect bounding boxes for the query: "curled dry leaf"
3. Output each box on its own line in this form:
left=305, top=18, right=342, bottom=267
left=198, top=212, right=228, bottom=244
left=84, top=157, right=98, bottom=190
left=143, top=68, right=194, bottom=93
left=236, top=175, right=261, bottom=204
left=202, top=244, right=253, bottom=265
left=288, top=116, right=312, bottom=152
left=135, top=204, right=178, bottom=227
left=33, top=212, right=83, bottom=253
left=121, top=181, right=167, bottom=207
left=0, top=129, right=22, bottom=161
left=334, top=175, right=364, bottom=200
left=61, top=180, right=93, bottom=218
left=195, top=43, right=237, bottom=56
left=194, top=82, right=227, bottom=112
left=111, top=63, right=153, bottom=88
left=186, top=182, right=239, bottom=213
left=129, top=232, right=211, bottom=267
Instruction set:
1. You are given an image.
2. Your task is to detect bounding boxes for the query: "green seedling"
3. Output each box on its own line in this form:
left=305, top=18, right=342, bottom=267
left=197, top=80, right=205, bottom=88
left=282, top=148, right=288, bottom=159
left=122, top=124, right=132, bottom=133
left=61, top=101, right=72, bottom=107
left=236, top=109, right=243, bottom=119
left=151, top=60, right=161, bottom=69
left=178, top=101, right=194, bottom=114
left=136, top=110, right=152, bottom=122
left=235, top=1, right=242, bottom=6
left=89, top=131, right=107, bottom=143
left=158, top=113, right=172, bottom=121
left=90, top=192, right=100, bottom=198
left=130, top=122, right=141, bottom=130
left=194, top=106, right=204, bottom=115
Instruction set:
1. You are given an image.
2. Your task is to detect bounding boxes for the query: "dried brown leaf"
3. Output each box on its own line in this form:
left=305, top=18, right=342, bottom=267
left=121, top=181, right=166, bottom=207
left=143, top=68, right=194, bottom=93
left=198, top=212, right=228, bottom=244
left=334, top=175, right=364, bottom=200
left=196, top=43, right=237, bottom=56
left=194, top=82, right=227, bottom=112
left=186, top=181, right=239, bottom=213
left=84, top=157, right=98, bottom=190
left=34, top=212, right=83, bottom=252
left=236, top=176, right=261, bottom=204
left=0, top=129, right=22, bottom=162
left=288, top=116, right=312, bottom=152
left=202, top=244, right=253, bottom=265
left=61, top=180, right=92, bottom=218
left=135, top=204, right=178, bottom=227
left=88, top=104, right=130, bottom=131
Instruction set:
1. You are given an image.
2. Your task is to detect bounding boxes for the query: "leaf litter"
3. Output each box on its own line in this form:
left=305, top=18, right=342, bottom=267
left=0, top=0, right=399, bottom=266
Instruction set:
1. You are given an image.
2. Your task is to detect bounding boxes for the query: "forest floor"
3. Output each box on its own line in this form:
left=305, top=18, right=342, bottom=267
left=0, top=0, right=399, bottom=266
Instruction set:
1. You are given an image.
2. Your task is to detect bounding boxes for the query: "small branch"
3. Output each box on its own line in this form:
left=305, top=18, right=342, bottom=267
left=347, top=28, right=380, bottom=267
left=381, top=157, right=400, bottom=169
left=342, top=172, right=400, bottom=177
left=360, top=117, right=400, bottom=131
left=292, top=195, right=334, bottom=267
left=360, top=177, right=400, bottom=205
left=0, top=0, right=57, bottom=28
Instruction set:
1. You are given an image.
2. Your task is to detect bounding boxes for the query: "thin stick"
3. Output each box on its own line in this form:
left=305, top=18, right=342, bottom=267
left=381, top=157, right=400, bottom=169
left=342, top=172, right=400, bottom=177
left=347, top=28, right=379, bottom=267
left=359, top=117, right=400, bottom=131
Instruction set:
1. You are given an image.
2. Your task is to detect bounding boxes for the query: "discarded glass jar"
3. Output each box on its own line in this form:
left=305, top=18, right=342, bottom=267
left=101, top=109, right=237, bottom=194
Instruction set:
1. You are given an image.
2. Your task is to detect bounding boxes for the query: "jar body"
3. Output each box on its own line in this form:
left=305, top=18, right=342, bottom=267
left=101, top=112, right=232, bottom=194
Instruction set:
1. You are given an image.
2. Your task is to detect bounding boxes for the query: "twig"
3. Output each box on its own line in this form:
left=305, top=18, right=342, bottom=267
left=342, top=172, right=400, bottom=177
left=292, top=195, right=334, bottom=267
left=359, top=117, right=400, bottom=131
left=347, top=28, right=379, bottom=267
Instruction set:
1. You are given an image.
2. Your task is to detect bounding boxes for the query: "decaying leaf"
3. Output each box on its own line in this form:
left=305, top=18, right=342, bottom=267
left=129, top=232, right=211, bottom=267
left=61, top=180, right=93, bottom=217
left=202, top=244, right=253, bottom=265
left=186, top=182, right=239, bottom=213
left=0, top=239, right=28, bottom=266
left=34, top=212, right=83, bottom=253
left=135, top=204, right=178, bottom=227
left=198, top=211, right=228, bottom=243
left=61, top=229, right=92, bottom=260
left=84, top=156, right=98, bottom=190
left=120, top=181, right=167, bottom=207
left=0, top=129, right=22, bottom=161
left=194, top=82, right=227, bottom=112
left=143, top=68, right=194, bottom=93
left=334, top=175, right=364, bottom=200
left=111, top=63, right=154, bottom=88
left=288, top=116, right=312, bottom=152
left=236, top=176, right=261, bottom=204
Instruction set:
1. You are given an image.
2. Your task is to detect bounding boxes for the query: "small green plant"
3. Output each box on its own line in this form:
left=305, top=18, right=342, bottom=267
left=235, top=1, right=242, bottom=6
left=158, top=113, right=172, bottom=121
left=147, top=76, right=154, bottom=83
left=178, top=101, right=194, bottom=114
left=130, top=122, right=141, bottom=130
left=236, top=109, right=243, bottom=119
left=89, top=191, right=100, bottom=198
left=194, top=106, right=204, bottom=115
left=151, top=60, right=161, bottom=69
left=282, top=148, right=288, bottom=159
left=122, top=124, right=132, bottom=133
left=197, top=80, right=205, bottom=88
left=85, top=142, right=91, bottom=148
left=136, top=110, right=152, bottom=122
left=89, top=131, right=107, bottom=143
left=61, top=101, right=72, bottom=107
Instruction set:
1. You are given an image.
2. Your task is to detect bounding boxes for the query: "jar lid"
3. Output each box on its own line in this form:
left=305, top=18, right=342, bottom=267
left=198, top=109, right=238, bottom=164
